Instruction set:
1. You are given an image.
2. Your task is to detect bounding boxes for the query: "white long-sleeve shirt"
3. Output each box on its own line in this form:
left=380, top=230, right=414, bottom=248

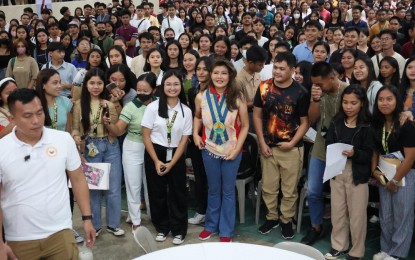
left=161, top=16, right=184, bottom=40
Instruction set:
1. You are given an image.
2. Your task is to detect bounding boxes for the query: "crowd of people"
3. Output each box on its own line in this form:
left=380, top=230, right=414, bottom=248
left=0, top=0, right=415, bottom=259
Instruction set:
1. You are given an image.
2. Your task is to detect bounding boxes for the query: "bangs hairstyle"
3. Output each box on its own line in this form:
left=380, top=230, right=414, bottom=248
left=80, top=68, right=109, bottom=132
left=108, top=45, right=127, bottom=66
left=208, top=58, right=239, bottom=111
left=335, top=84, right=371, bottom=124
left=86, top=49, right=107, bottom=71
left=144, top=48, right=166, bottom=72
left=372, top=84, right=404, bottom=138
left=106, top=64, right=134, bottom=94
left=35, top=69, right=60, bottom=127
left=158, top=70, right=187, bottom=118
left=378, top=56, right=400, bottom=88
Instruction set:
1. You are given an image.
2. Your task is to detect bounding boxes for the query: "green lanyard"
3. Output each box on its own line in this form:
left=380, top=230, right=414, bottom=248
left=51, top=101, right=58, bottom=130
left=382, top=124, right=392, bottom=154
left=91, top=104, right=102, bottom=136
left=166, top=111, right=178, bottom=146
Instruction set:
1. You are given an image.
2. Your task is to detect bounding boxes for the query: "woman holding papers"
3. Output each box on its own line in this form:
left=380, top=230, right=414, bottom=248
left=371, top=85, right=415, bottom=260
left=72, top=68, right=125, bottom=237
left=325, top=85, right=374, bottom=260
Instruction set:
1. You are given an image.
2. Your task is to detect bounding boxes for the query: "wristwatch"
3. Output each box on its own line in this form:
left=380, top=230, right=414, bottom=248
left=82, top=215, right=93, bottom=221
left=391, top=179, right=399, bottom=186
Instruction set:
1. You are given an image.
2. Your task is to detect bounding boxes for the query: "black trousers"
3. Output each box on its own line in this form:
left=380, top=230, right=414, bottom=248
left=187, top=140, right=207, bottom=214
left=145, top=145, right=188, bottom=237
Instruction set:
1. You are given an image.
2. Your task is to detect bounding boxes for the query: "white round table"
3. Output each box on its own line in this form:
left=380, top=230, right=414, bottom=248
left=135, top=242, right=314, bottom=260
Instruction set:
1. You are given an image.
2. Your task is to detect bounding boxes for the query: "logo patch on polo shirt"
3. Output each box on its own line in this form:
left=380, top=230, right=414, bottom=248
left=46, top=146, right=58, bottom=157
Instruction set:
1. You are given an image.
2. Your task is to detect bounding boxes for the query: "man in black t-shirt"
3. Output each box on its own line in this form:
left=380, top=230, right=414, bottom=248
left=253, top=52, right=310, bottom=240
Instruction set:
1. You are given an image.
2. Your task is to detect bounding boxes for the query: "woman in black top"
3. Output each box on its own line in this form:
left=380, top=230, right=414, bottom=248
left=32, top=29, right=50, bottom=69
left=0, top=31, right=13, bottom=79
left=371, top=85, right=415, bottom=260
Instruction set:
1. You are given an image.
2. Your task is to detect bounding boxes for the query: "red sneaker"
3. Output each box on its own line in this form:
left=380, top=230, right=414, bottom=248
left=220, top=237, right=232, bottom=242
left=199, top=230, right=215, bottom=241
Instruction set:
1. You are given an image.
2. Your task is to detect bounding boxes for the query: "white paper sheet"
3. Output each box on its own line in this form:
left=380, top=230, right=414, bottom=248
left=323, top=143, right=354, bottom=183
left=378, top=156, right=406, bottom=186
left=304, top=127, right=317, bottom=143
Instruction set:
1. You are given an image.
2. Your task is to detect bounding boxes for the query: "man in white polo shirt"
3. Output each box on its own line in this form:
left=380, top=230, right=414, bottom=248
left=0, top=89, right=95, bottom=259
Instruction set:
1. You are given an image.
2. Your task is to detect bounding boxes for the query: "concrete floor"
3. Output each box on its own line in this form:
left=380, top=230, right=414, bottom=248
left=72, top=206, right=273, bottom=260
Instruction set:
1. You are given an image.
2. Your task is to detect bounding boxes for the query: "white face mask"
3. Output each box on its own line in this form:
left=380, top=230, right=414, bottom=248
left=242, top=49, right=247, bottom=58
left=293, top=13, right=300, bottom=19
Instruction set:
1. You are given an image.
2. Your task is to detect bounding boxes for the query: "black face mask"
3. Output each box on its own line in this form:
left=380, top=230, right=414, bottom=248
left=137, top=93, right=152, bottom=102
left=97, top=30, right=106, bottom=36
left=165, top=37, right=175, bottom=42
left=193, top=35, right=200, bottom=43
left=0, top=39, right=9, bottom=45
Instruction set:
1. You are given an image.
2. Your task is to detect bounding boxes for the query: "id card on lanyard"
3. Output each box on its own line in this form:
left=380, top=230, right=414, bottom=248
left=166, top=110, right=178, bottom=161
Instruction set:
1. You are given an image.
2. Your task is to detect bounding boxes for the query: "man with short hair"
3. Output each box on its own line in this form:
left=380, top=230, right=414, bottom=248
left=369, top=9, right=389, bottom=37
left=318, top=0, right=331, bottom=23
left=68, top=21, right=80, bottom=48
left=401, top=21, right=415, bottom=59
left=371, top=29, right=406, bottom=77
left=59, top=7, right=73, bottom=32
left=232, top=36, right=258, bottom=72
left=157, top=3, right=169, bottom=25
left=204, top=13, right=217, bottom=34
left=130, top=33, right=155, bottom=78
left=116, top=10, right=138, bottom=58
left=131, top=5, right=151, bottom=37
left=143, top=2, right=160, bottom=27
left=161, top=4, right=184, bottom=40
left=96, top=3, right=110, bottom=23
left=330, top=27, right=369, bottom=63
left=0, top=14, right=8, bottom=32
left=257, top=2, right=273, bottom=28
left=94, top=22, right=114, bottom=56
left=41, top=9, right=51, bottom=23
left=20, top=13, right=31, bottom=30
left=301, top=62, right=348, bottom=246
left=0, top=88, right=95, bottom=259
left=235, top=13, right=253, bottom=42
left=47, top=23, right=60, bottom=42
left=293, top=21, right=321, bottom=63
left=345, top=0, right=366, bottom=22
left=254, top=52, right=310, bottom=240
left=388, top=16, right=407, bottom=46
left=41, top=42, right=77, bottom=98
left=237, top=45, right=267, bottom=132
left=345, top=5, right=368, bottom=29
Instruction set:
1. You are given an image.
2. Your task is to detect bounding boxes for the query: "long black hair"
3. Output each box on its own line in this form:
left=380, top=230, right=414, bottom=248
left=80, top=68, right=110, bottom=132
left=158, top=70, right=187, bottom=118
left=378, top=56, right=400, bottom=87
left=164, top=40, right=184, bottom=70
left=334, top=84, right=371, bottom=125
left=35, top=69, right=60, bottom=127
left=107, top=45, right=127, bottom=66
left=86, top=49, right=107, bottom=71
left=212, top=35, right=231, bottom=60
left=296, top=61, right=313, bottom=92
left=398, top=56, right=415, bottom=101
left=372, top=84, right=404, bottom=136
left=350, top=56, right=377, bottom=89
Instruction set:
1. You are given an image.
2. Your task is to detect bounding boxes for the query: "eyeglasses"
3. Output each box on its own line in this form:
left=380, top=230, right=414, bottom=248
left=380, top=37, right=392, bottom=41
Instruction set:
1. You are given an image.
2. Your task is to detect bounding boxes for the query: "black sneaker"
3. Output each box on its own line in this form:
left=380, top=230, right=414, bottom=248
left=258, top=219, right=279, bottom=234
left=281, top=221, right=294, bottom=239
left=324, top=248, right=348, bottom=260
left=346, top=254, right=360, bottom=260
left=300, top=227, right=323, bottom=245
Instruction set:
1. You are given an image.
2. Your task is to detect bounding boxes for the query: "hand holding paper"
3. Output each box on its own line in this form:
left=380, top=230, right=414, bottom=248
left=323, top=143, right=354, bottom=183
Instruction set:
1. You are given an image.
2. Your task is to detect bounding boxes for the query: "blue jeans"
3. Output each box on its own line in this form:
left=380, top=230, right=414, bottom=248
left=84, top=137, right=122, bottom=230
left=202, top=150, right=242, bottom=238
left=307, top=156, right=326, bottom=226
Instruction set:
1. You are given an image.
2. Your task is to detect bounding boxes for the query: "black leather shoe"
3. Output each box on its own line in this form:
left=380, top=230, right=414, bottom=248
left=300, top=227, right=323, bottom=245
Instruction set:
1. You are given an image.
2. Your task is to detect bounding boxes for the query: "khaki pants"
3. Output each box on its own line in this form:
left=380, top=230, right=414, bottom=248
left=261, top=146, right=303, bottom=224
left=8, top=229, right=79, bottom=260
left=330, top=160, right=368, bottom=258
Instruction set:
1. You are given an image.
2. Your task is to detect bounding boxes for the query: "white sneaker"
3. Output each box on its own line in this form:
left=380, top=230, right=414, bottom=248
left=383, top=257, right=399, bottom=260
left=172, top=235, right=184, bottom=245
left=369, top=215, right=380, bottom=224
left=373, top=251, right=390, bottom=260
left=155, top=233, right=167, bottom=242
left=72, top=229, right=84, bottom=243
left=188, top=213, right=205, bottom=225
left=106, top=227, right=125, bottom=236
